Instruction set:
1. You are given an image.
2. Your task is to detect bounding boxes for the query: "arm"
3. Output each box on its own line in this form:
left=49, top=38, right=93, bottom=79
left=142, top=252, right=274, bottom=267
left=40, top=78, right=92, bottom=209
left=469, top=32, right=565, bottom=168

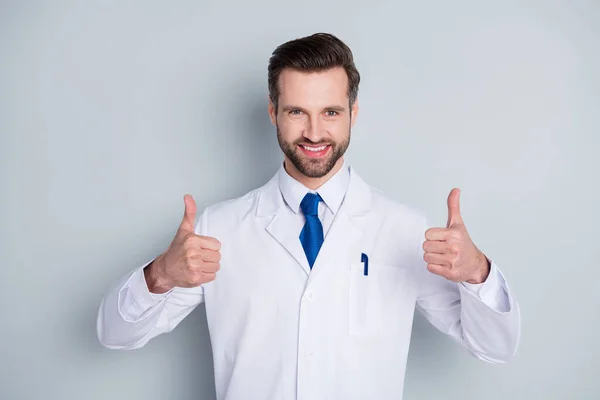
left=97, top=195, right=218, bottom=350
left=415, top=188, right=521, bottom=363
left=415, top=249, right=521, bottom=363
left=96, top=257, right=205, bottom=350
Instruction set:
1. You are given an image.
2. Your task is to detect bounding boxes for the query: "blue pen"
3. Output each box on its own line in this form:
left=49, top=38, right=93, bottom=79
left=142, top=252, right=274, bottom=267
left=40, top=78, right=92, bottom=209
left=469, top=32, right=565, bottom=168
left=361, top=253, right=369, bottom=276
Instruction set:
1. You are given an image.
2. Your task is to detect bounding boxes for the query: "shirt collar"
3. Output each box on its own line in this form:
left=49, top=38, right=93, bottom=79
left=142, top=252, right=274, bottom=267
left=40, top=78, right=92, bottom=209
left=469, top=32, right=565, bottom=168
left=278, top=160, right=350, bottom=215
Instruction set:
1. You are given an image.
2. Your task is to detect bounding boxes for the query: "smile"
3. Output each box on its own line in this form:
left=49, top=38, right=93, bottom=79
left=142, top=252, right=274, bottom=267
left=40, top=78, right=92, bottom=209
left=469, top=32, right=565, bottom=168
left=298, top=144, right=331, bottom=158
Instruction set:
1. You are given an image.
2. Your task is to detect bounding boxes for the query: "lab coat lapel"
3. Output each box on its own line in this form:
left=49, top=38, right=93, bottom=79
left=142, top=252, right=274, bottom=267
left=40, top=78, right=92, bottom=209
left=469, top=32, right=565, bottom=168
left=265, top=210, right=312, bottom=276
left=258, top=170, right=312, bottom=276
left=256, top=165, right=372, bottom=278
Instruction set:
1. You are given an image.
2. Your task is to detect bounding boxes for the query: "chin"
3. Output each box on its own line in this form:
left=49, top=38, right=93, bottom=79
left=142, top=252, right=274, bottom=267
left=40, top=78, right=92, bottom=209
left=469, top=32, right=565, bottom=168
left=296, top=158, right=335, bottom=178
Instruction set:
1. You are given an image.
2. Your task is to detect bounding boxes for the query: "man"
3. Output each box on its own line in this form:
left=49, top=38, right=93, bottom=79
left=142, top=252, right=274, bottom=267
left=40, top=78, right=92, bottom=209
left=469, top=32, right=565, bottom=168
left=97, top=32, right=520, bottom=400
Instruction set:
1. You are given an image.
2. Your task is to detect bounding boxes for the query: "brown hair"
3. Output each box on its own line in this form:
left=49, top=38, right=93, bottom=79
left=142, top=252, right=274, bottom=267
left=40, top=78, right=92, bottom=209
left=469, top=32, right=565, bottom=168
left=268, top=32, right=360, bottom=113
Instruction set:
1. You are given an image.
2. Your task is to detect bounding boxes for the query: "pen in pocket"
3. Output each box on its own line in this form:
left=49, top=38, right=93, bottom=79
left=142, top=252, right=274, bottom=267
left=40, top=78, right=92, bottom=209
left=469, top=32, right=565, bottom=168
left=361, top=253, right=368, bottom=276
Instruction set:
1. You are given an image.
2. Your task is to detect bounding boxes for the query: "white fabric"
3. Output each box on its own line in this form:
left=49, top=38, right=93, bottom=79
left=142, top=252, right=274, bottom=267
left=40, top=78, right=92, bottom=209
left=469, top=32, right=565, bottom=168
left=97, top=162, right=521, bottom=400
left=277, top=160, right=350, bottom=237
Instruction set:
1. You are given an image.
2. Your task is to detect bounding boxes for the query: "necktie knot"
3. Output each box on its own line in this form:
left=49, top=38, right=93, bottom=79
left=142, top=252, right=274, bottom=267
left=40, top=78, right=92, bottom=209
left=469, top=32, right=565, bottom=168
left=300, top=193, right=322, bottom=217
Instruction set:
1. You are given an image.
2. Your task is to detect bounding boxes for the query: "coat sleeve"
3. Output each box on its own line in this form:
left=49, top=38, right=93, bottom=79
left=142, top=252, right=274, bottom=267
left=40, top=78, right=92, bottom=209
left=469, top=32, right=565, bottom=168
left=413, top=218, right=521, bottom=363
left=96, top=209, right=208, bottom=350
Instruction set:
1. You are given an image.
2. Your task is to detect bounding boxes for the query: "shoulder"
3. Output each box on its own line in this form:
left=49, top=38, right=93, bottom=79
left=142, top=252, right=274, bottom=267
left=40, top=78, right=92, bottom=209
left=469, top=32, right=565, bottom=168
left=368, top=184, right=429, bottom=228
left=192, top=186, right=260, bottom=237
left=203, top=186, right=261, bottom=221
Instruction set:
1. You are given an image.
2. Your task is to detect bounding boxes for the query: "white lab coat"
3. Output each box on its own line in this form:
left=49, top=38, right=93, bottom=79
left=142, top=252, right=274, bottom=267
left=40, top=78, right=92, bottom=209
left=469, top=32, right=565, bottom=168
left=97, top=164, right=521, bottom=400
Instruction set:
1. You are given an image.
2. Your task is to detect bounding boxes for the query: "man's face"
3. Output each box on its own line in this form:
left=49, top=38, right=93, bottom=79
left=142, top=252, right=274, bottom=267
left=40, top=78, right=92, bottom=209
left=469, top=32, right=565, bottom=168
left=268, top=67, right=358, bottom=179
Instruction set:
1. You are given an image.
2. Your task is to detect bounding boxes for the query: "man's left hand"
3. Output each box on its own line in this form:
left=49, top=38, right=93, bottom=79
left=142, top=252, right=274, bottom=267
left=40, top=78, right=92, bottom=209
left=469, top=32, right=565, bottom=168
left=422, top=188, right=491, bottom=284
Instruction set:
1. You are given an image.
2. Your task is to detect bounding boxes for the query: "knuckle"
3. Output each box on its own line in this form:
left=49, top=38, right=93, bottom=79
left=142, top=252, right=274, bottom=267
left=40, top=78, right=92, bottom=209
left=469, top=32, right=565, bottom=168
left=184, top=248, right=196, bottom=260
left=183, top=232, right=196, bottom=246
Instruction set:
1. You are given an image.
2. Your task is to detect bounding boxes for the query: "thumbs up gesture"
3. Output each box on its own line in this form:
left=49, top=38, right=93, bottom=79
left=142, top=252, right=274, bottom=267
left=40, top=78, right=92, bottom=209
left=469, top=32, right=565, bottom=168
left=422, top=189, right=490, bottom=284
left=145, top=194, right=221, bottom=293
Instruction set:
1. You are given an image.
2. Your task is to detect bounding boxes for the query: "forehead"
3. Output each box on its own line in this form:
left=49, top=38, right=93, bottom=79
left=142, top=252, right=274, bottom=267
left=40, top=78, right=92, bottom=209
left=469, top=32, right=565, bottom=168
left=277, top=67, right=348, bottom=106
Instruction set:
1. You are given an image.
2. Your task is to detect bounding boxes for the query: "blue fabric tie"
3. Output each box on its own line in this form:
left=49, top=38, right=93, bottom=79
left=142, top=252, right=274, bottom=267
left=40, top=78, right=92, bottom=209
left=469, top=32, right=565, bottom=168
left=299, top=193, right=324, bottom=269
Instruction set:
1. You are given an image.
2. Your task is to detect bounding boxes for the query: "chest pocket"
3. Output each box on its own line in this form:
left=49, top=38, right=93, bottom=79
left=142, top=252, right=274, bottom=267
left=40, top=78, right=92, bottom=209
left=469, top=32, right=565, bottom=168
left=348, top=261, right=417, bottom=336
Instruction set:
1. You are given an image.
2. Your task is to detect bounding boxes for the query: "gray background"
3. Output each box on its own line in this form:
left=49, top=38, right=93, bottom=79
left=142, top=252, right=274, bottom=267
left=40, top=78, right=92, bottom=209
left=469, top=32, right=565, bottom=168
left=1, top=0, right=598, bottom=399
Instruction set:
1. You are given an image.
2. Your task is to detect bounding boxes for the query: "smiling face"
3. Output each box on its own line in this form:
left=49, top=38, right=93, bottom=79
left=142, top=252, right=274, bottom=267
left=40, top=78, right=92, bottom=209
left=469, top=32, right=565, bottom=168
left=268, top=66, right=359, bottom=188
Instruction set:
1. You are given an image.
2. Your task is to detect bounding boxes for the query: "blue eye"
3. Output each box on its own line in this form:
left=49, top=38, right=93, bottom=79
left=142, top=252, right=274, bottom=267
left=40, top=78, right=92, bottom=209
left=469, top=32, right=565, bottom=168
left=290, top=110, right=302, bottom=115
left=325, top=110, right=338, bottom=116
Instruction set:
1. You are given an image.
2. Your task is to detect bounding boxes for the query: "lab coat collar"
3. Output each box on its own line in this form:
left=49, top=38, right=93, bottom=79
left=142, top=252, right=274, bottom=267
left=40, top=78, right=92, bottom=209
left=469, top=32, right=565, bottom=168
left=256, top=161, right=371, bottom=218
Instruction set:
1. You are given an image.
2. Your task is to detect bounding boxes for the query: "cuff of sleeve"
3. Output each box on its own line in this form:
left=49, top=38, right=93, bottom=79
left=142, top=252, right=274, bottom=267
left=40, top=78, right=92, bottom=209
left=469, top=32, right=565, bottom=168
left=132, top=262, right=172, bottom=305
left=117, top=259, right=173, bottom=322
left=461, top=260, right=510, bottom=311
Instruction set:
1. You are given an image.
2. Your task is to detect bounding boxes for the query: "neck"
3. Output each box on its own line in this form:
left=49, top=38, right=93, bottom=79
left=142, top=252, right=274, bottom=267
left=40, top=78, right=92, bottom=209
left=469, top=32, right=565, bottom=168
left=284, top=157, right=345, bottom=190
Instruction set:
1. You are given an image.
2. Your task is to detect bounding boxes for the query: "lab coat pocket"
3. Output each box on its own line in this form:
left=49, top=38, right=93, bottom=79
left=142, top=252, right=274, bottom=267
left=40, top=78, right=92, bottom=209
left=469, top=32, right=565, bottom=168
left=348, top=262, right=413, bottom=336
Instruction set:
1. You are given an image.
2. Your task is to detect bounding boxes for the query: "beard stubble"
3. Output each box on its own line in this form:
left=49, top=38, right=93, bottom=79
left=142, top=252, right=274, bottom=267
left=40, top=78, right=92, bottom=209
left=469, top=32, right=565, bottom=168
left=276, top=125, right=351, bottom=179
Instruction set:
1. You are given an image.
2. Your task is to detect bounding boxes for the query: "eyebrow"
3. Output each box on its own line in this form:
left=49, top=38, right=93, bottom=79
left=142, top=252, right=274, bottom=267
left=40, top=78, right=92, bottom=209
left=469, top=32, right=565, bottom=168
left=281, top=105, right=347, bottom=113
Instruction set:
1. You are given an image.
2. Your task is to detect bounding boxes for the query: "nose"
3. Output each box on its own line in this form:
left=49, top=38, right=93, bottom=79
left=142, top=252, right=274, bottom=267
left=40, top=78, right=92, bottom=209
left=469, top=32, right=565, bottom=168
left=303, top=117, right=325, bottom=143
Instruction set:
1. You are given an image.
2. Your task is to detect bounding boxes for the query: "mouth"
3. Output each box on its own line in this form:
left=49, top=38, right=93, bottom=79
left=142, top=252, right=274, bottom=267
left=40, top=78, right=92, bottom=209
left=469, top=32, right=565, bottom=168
left=297, top=144, right=331, bottom=159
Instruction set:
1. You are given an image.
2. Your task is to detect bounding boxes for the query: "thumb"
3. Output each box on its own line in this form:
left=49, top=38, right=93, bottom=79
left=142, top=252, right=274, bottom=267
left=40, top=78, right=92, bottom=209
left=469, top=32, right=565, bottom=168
left=446, top=188, right=463, bottom=228
left=178, top=194, right=197, bottom=233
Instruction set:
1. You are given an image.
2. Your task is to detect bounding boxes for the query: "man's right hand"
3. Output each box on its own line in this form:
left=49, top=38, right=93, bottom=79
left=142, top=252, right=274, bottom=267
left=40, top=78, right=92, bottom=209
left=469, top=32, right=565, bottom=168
left=145, top=194, right=221, bottom=294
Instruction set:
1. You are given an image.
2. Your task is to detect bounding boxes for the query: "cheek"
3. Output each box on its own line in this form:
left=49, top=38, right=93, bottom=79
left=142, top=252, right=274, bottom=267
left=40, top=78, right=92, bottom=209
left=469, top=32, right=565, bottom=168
left=278, top=118, right=305, bottom=138
left=326, top=120, right=350, bottom=139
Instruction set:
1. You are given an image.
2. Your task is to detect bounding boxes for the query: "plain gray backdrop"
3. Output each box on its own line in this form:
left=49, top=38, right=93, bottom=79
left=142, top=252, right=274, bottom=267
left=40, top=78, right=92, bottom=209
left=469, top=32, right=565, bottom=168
left=1, top=1, right=598, bottom=399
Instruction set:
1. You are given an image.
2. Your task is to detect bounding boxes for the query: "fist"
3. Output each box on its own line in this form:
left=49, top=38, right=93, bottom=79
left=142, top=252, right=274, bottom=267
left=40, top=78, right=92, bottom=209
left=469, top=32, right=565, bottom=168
left=146, top=194, right=221, bottom=293
left=422, top=188, right=490, bottom=284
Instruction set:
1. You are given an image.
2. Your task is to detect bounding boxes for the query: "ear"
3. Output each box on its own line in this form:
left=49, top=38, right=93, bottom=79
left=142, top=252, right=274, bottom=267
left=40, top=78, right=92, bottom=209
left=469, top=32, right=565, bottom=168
left=268, top=96, right=277, bottom=126
left=350, top=97, right=359, bottom=128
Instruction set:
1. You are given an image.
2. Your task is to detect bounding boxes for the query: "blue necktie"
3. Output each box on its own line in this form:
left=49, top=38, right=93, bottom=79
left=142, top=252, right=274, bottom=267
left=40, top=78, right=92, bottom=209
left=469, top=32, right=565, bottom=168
left=299, top=193, right=324, bottom=269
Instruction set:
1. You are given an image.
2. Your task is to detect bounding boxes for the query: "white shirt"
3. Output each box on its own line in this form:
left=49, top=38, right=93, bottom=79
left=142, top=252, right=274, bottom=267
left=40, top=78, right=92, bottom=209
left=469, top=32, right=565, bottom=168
left=278, top=160, right=350, bottom=238
left=97, top=161, right=519, bottom=399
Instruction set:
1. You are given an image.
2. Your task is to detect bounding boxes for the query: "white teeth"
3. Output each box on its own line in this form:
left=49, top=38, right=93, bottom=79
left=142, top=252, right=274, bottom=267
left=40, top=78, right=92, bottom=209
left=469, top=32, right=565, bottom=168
left=302, top=145, right=328, bottom=152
